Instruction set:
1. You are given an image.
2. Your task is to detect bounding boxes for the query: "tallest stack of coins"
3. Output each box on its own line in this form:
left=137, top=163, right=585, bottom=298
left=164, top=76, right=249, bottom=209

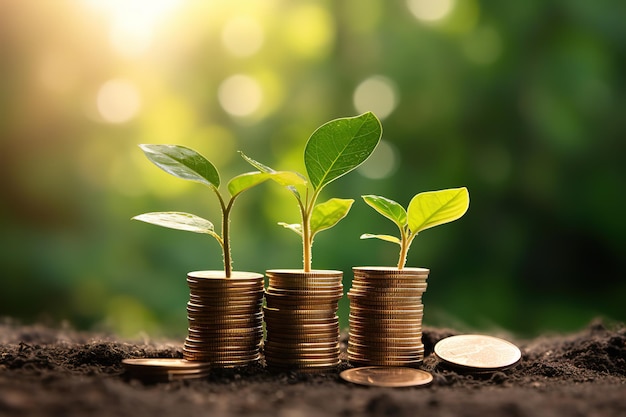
left=263, top=269, right=343, bottom=372
left=183, top=271, right=264, bottom=367
left=348, top=267, right=429, bottom=367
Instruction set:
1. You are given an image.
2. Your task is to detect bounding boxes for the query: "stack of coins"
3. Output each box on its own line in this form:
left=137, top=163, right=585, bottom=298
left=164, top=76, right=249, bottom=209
left=263, top=269, right=343, bottom=372
left=122, top=358, right=212, bottom=382
left=183, top=271, right=264, bottom=367
left=348, top=267, right=429, bottom=367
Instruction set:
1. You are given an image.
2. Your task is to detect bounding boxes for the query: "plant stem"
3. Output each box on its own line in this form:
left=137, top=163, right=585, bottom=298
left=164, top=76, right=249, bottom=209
left=223, top=202, right=233, bottom=278
left=302, top=210, right=312, bottom=272
left=397, top=229, right=410, bottom=270
left=213, top=187, right=232, bottom=278
left=301, top=187, right=317, bottom=273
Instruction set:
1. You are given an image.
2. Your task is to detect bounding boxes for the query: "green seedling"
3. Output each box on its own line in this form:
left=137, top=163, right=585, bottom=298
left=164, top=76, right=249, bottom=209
left=242, top=112, right=383, bottom=272
left=133, top=144, right=304, bottom=277
left=361, top=187, right=470, bottom=269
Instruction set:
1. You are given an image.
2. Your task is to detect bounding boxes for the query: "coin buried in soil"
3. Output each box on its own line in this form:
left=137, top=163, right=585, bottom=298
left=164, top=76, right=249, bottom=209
left=434, top=334, right=522, bottom=371
left=340, top=366, right=433, bottom=387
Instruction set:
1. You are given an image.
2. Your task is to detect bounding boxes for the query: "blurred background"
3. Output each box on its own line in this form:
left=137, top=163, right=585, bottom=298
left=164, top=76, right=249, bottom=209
left=1, top=0, right=624, bottom=338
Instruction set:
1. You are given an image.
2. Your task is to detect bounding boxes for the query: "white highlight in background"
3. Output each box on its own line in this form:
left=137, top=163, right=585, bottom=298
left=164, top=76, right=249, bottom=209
left=358, top=140, right=399, bottom=180
left=407, top=0, right=455, bottom=22
left=96, top=79, right=141, bottom=123
left=218, top=75, right=263, bottom=117
left=353, top=76, right=398, bottom=120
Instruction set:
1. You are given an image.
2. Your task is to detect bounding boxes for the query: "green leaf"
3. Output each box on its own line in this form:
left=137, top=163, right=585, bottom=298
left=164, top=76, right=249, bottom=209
left=239, top=151, right=306, bottom=198
left=360, top=233, right=402, bottom=245
left=304, top=112, right=382, bottom=191
left=132, top=212, right=221, bottom=243
left=227, top=172, right=271, bottom=197
left=362, top=195, right=407, bottom=229
left=407, top=187, right=470, bottom=234
left=139, top=144, right=220, bottom=188
left=310, top=198, right=354, bottom=238
left=278, top=222, right=303, bottom=236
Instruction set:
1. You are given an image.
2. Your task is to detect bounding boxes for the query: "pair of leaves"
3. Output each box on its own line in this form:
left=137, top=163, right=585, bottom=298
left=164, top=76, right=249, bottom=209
left=139, top=144, right=304, bottom=198
left=279, top=198, right=354, bottom=239
left=242, top=111, right=382, bottom=195
left=241, top=112, right=382, bottom=242
left=133, top=144, right=304, bottom=239
left=361, top=187, right=470, bottom=245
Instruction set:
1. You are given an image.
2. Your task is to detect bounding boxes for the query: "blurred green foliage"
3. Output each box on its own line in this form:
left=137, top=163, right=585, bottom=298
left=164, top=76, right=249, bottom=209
left=1, top=0, right=624, bottom=338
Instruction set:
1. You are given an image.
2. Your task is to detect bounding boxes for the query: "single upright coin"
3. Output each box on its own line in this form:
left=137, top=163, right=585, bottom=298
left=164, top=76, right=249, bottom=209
left=434, top=334, right=522, bottom=371
left=340, top=366, right=433, bottom=387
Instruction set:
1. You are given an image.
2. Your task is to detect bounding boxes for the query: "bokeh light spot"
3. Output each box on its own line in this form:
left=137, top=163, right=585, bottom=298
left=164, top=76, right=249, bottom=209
left=96, top=79, right=142, bottom=123
left=284, top=4, right=334, bottom=59
left=221, top=15, right=265, bottom=57
left=358, top=140, right=399, bottom=180
left=407, top=0, right=455, bottom=22
left=353, top=76, right=398, bottom=120
left=218, top=74, right=263, bottom=117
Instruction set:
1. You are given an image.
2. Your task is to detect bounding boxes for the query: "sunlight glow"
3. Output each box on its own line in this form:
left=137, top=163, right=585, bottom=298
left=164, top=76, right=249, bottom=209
left=407, top=0, right=455, bottom=23
left=218, top=75, right=263, bottom=117
left=83, top=0, right=183, bottom=56
left=221, top=16, right=265, bottom=57
left=96, top=79, right=141, bottom=123
left=353, top=76, right=398, bottom=120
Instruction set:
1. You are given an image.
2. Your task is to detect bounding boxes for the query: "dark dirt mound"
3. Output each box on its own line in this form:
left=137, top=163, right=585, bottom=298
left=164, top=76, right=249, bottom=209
left=1, top=318, right=625, bottom=417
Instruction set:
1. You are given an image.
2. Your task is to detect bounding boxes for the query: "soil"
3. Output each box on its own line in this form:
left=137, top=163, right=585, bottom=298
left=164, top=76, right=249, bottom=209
left=1, top=319, right=625, bottom=417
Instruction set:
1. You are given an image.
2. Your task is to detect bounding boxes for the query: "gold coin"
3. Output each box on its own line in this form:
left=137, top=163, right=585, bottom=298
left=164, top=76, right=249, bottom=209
left=348, top=336, right=424, bottom=345
left=187, top=271, right=263, bottom=280
left=265, top=357, right=340, bottom=366
left=349, top=314, right=424, bottom=321
left=352, top=266, right=429, bottom=275
left=187, top=314, right=262, bottom=323
left=349, top=359, right=424, bottom=367
left=434, top=334, right=522, bottom=371
left=266, top=290, right=343, bottom=299
left=350, top=282, right=427, bottom=289
left=266, top=269, right=342, bottom=278
left=340, top=366, right=432, bottom=387
left=265, top=326, right=340, bottom=336
left=183, top=353, right=260, bottom=366
left=347, top=348, right=424, bottom=358
left=185, top=335, right=262, bottom=344
left=348, top=341, right=423, bottom=351
left=263, top=350, right=341, bottom=359
left=122, top=358, right=211, bottom=371
left=182, top=352, right=260, bottom=361
left=266, top=361, right=341, bottom=371
left=266, top=335, right=340, bottom=344
left=263, top=307, right=337, bottom=318
left=267, top=283, right=342, bottom=290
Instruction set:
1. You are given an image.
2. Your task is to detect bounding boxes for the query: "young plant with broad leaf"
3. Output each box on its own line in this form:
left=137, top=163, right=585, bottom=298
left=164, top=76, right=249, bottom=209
left=132, top=144, right=303, bottom=277
left=361, top=187, right=470, bottom=269
left=242, top=112, right=383, bottom=272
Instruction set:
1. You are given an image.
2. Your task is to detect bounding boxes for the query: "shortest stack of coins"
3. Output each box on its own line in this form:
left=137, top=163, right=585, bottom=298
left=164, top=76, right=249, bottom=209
left=348, top=267, right=429, bottom=367
left=183, top=271, right=264, bottom=367
left=264, top=269, right=343, bottom=372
